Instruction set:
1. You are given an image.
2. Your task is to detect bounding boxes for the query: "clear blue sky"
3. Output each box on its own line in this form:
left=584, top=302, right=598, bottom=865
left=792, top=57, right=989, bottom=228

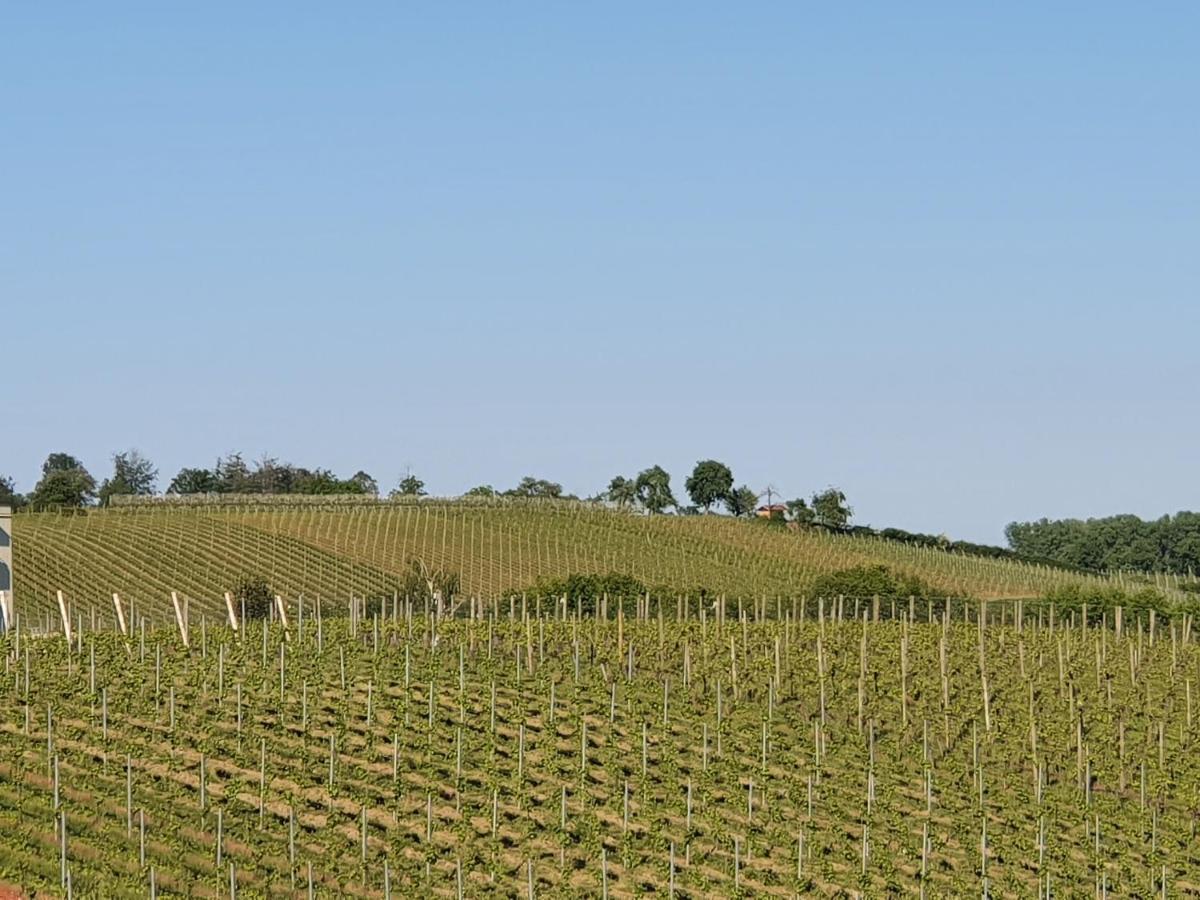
left=4, top=4, right=1197, bottom=543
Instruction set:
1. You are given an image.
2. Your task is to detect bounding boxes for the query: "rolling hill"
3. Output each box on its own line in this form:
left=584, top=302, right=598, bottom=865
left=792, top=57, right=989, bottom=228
left=8, top=499, right=1163, bottom=626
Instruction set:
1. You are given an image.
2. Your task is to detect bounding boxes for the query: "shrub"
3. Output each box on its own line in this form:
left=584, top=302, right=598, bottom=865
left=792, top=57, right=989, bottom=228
left=1034, top=583, right=1173, bottom=621
left=525, top=572, right=647, bottom=615
left=517, top=573, right=719, bottom=616
left=232, top=574, right=274, bottom=620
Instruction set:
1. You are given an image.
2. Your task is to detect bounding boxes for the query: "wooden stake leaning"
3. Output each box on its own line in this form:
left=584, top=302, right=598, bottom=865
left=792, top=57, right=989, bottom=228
left=224, top=592, right=240, bottom=636
left=112, top=593, right=128, bottom=636
left=275, top=594, right=291, bottom=642
left=171, top=592, right=190, bottom=648
left=57, top=591, right=73, bottom=643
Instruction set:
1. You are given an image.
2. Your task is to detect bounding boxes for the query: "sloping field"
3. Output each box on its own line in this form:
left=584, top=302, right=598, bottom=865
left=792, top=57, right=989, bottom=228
left=10, top=502, right=1134, bottom=622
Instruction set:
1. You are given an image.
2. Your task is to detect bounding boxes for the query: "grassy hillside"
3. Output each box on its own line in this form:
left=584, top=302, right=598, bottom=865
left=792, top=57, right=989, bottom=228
left=9, top=501, right=1156, bottom=622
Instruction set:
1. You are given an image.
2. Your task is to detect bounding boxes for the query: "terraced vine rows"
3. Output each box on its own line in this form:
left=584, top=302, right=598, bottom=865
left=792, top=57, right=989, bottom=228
left=2, top=598, right=1199, bottom=896
left=12, top=504, right=1140, bottom=619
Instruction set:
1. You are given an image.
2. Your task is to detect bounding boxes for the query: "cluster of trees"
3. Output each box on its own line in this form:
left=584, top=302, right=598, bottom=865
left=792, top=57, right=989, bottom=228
left=603, top=459, right=853, bottom=527
left=1, top=451, right=381, bottom=509
left=460, top=477, right=575, bottom=500
left=0, top=453, right=855, bottom=532
left=1005, top=513, right=1200, bottom=575
left=2, top=453, right=107, bottom=509
left=167, top=453, right=378, bottom=497
left=0, top=451, right=587, bottom=510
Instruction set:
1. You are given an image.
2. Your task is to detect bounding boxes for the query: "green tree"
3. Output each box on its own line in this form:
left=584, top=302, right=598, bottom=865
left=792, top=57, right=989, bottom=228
left=685, top=460, right=734, bottom=513
left=98, top=449, right=158, bottom=506
left=0, top=475, right=23, bottom=509
left=606, top=475, right=638, bottom=508
left=635, top=465, right=677, bottom=514
left=249, top=455, right=293, bottom=493
left=293, top=468, right=344, bottom=494
left=812, top=487, right=852, bottom=528
left=214, top=453, right=253, bottom=493
left=392, top=473, right=427, bottom=497
left=725, top=484, right=759, bottom=517
left=28, top=453, right=96, bottom=508
left=167, top=467, right=217, bottom=494
left=786, top=497, right=815, bottom=525
left=505, top=477, right=564, bottom=499
left=348, top=470, right=378, bottom=496
left=464, top=484, right=497, bottom=498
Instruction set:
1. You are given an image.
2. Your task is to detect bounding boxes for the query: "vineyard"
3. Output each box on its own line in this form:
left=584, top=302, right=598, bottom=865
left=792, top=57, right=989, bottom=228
left=10, top=502, right=1177, bottom=623
left=2, top=596, right=1200, bottom=896
left=3, top=502, right=1199, bottom=896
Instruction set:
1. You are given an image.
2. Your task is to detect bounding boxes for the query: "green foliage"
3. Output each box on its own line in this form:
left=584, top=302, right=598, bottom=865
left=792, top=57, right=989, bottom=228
left=685, top=460, right=734, bottom=513
left=1035, top=582, right=1173, bottom=620
left=606, top=475, right=638, bottom=508
left=98, top=449, right=157, bottom=506
left=786, top=497, right=814, bottom=525
left=811, top=487, right=852, bottom=529
left=28, top=452, right=96, bottom=508
left=523, top=572, right=648, bottom=613
left=232, top=574, right=275, bottom=620
left=635, top=465, right=676, bottom=514
left=464, top=484, right=497, bottom=498
left=1006, top=512, right=1200, bottom=575
left=518, top=572, right=718, bottom=614
left=347, top=470, right=379, bottom=496
left=167, top=467, right=217, bottom=494
left=215, top=452, right=255, bottom=493
left=392, top=474, right=427, bottom=497
left=293, top=468, right=356, bottom=495
left=166, top=456, right=375, bottom=496
left=505, top=476, right=565, bottom=499
left=724, top=484, right=759, bottom=518
left=0, top=474, right=23, bottom=509
left=810, top=565, right=949, bottom=600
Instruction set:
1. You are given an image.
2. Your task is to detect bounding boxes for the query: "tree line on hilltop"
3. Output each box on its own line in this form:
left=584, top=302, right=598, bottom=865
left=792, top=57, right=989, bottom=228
left=0, top=451, right=852, bottom=525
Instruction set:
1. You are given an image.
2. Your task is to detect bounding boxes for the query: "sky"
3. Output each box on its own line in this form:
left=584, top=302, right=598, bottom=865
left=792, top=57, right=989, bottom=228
left=3, top=3, right=1198, bottom=543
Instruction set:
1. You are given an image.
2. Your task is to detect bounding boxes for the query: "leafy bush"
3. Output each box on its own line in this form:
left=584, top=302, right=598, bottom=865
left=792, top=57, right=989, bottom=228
left=524, top=572, right=648, bottom=614
left=232, top=574, right=274, bottom=620
left=1034, top=583, right=1173, bottom=621
left=515, top=573, right=721, bottom=616
left=809, top=565, right=950, bottom=601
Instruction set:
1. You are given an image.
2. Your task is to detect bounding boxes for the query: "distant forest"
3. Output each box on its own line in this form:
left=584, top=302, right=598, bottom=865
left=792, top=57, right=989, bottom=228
left=1006, top=513, right=1200, bottom=576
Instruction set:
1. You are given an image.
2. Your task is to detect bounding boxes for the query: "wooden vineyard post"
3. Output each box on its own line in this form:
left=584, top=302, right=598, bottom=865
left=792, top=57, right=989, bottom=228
left=171, top=592, right=190, bottom=648
left=112, top=593, right=128, bottom=636
left=224, top=592, right=240, bottom=636
left=275, top=595, right=291, bottom=642
left=57, top=591, right=73, bottom=643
